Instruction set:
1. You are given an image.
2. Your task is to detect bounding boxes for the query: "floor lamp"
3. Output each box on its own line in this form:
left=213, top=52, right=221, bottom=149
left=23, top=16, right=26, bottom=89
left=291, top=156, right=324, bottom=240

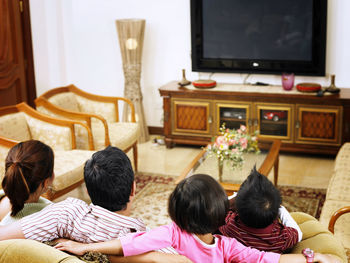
left=116, top=19, right=149, bottom=143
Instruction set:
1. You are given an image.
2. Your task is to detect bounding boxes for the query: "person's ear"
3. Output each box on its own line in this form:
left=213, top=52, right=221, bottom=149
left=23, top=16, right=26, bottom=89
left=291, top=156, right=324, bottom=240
left=130, top=181, right=136, bottom=197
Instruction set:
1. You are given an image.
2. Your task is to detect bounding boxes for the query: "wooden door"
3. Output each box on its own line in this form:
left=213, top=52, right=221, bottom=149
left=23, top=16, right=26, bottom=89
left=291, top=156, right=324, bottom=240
left=0, top=0, right=36, bottom=107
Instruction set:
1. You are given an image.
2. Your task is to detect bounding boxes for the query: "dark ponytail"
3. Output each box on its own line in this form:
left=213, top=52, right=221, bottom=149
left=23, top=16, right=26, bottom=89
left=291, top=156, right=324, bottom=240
left=2, top=140, right=54, bottom=216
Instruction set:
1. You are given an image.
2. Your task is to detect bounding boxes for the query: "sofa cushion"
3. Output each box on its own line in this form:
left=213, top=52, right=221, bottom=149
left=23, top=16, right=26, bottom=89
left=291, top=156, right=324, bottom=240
left=291, top=212, right=347, bottom=263
left=92, top=122, right=139, bottom=150
left=0, top=239, right=84, bottom=263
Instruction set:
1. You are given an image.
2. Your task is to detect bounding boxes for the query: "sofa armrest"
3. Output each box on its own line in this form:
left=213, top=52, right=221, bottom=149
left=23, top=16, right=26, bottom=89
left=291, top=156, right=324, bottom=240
left=290, top=212, right=347, bottom=263
left=328, top=206, right=350, bottom=234
left=0, top=239, right=84, bottom=263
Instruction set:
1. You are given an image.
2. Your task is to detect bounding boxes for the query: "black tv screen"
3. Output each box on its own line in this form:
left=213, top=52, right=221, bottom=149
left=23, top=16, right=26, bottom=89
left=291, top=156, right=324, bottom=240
left=191, top=0, right=327, bottom=76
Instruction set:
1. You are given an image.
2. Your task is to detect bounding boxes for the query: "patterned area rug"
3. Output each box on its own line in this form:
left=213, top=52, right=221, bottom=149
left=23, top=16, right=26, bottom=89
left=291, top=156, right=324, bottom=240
left=131, top=173, right=327, bottom=229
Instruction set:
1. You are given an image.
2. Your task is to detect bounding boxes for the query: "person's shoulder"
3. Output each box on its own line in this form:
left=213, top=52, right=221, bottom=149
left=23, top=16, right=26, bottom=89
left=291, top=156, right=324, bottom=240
left=214, top=233, right=240, bottom=247
left=50, top=197, right=89, bottom=210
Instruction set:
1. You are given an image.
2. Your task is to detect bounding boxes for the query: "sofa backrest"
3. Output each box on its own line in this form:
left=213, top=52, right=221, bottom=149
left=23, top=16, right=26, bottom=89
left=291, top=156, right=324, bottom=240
left=48, top=92, right=80, bottom=112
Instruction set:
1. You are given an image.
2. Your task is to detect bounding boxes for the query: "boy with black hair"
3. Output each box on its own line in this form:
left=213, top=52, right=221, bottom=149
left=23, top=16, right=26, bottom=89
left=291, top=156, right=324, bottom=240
left=218, top=166, right=302, bottom=253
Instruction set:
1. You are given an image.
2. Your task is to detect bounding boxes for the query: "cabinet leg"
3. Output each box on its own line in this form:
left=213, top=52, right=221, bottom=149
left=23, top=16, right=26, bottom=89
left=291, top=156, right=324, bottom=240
left=165, top=138, right=174, bottom=148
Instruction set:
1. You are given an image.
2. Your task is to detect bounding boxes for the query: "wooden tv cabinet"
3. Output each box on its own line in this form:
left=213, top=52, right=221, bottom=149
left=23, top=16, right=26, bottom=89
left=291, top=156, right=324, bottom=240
left=159, top=81, right=350, bottom=155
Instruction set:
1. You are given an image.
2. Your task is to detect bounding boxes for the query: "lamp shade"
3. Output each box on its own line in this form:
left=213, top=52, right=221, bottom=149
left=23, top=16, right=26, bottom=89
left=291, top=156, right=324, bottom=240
left=116, top=19, right=145, bottom=66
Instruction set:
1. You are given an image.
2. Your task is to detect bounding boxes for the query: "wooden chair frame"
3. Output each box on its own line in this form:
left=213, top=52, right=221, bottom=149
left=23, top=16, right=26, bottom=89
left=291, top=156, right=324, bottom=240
left=35, top=84, right=138, bottom=171
left=0, top=136, right=17, bottom=148
left=0, top=102, right=95, bottom=200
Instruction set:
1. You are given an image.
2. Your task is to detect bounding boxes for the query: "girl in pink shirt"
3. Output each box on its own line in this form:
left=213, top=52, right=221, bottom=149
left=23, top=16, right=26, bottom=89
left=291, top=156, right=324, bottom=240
left=56, top=174, right=339, bottom=263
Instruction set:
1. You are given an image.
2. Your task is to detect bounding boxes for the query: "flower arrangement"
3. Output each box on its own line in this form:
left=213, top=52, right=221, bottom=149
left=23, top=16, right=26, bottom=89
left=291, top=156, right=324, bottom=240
left=206, top=124, right=260, bottom=170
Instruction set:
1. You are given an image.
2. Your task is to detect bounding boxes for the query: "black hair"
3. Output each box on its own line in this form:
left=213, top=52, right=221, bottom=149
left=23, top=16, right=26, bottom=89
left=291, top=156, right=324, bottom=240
left=235, top=166, right=281, bottom=228
left=168, top=174, right=229, bottom=234
left=2, top=140, right=54, bottom=216
left=84, top=146, right=134, bottom=212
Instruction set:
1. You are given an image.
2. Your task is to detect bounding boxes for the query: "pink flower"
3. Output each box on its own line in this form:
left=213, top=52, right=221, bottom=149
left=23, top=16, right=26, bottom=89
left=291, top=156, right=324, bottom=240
left=228, top=139, right=237, bottom=146
left=240, top=125, right=246, bottom=132
left=240, top=137, right=248, bottom=149
left=231, top=148, right=239, bottom=153
left=215, top=136, right=225, bottom=147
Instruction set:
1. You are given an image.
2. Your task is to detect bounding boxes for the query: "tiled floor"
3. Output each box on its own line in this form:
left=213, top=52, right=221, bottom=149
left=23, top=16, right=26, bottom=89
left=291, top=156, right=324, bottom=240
left=56, top=136, right=335, bottom=203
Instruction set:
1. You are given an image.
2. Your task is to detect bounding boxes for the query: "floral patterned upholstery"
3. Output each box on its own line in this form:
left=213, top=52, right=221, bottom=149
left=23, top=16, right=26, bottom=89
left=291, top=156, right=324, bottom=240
left=24, top=114, right=73, bottom=151
left=319, top=143, right=350, bottom=255
left=51, top=150, right=94, bottom=193
left=36, top=105, right=90, bottom=150
left=0, top=112, right=31, bottom=141
left=75, top=95, right=116, bottom=123
left=47, top=92, right=80, bottom=112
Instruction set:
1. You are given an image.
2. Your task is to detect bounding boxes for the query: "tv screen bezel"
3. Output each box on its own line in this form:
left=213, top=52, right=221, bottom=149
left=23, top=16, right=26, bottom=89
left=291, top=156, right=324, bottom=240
left=190, top=0, right=327, bottom=76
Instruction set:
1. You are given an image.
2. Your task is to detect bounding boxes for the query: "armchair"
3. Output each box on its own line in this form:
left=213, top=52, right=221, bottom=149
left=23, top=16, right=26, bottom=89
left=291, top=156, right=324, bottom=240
left=35, top=84, right=139, bottom=171
left=0, top=103, right=95, bottom=200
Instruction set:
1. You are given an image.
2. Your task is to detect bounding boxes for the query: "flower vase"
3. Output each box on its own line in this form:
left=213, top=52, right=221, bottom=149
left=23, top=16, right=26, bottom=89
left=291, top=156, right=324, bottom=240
left=218, top=159, right=223, bottom=182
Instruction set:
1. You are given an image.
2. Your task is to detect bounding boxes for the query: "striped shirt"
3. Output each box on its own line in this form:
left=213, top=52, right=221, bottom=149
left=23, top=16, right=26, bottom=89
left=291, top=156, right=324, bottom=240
left=20, top=197, right=147, bottom=243
left=20, top=197, right=177, bottom=254
left=218, top=211, right=298, bottom=253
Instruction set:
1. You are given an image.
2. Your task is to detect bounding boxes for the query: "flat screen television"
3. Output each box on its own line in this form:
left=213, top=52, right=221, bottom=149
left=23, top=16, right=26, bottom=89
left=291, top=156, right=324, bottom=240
left=191, top=0, right=327, bottom=76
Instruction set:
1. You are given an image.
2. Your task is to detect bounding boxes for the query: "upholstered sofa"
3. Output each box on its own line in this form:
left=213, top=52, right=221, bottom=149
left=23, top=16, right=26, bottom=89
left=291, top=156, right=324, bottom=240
left=319, top=142, right=350, bottom=260
left=0, top=212, right=347, bottom=262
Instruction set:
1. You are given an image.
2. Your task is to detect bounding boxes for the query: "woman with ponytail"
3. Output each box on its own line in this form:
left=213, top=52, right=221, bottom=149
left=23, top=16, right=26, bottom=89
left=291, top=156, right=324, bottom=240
left=0, top=140, right=54, bottom=225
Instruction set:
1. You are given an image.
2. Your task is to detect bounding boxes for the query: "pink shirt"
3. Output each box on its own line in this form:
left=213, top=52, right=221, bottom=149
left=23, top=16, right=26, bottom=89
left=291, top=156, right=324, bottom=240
left=120, top=221, right=281, bottom=263
left=20, top=197, right=146, bottom=243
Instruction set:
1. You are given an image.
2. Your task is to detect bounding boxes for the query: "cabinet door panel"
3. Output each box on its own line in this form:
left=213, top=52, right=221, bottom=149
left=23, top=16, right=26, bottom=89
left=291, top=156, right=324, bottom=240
left=255, top=104, right=293, bottom=141
left=296, top=106, right=342, bottom=144
left=172, top=100, right=211, bottom=135
left=216, top=103, right=251, bottom=134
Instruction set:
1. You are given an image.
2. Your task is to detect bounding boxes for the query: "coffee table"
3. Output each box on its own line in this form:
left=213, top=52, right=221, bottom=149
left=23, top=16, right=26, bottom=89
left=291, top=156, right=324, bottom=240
left=177, top=140, right=281, bottom=195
